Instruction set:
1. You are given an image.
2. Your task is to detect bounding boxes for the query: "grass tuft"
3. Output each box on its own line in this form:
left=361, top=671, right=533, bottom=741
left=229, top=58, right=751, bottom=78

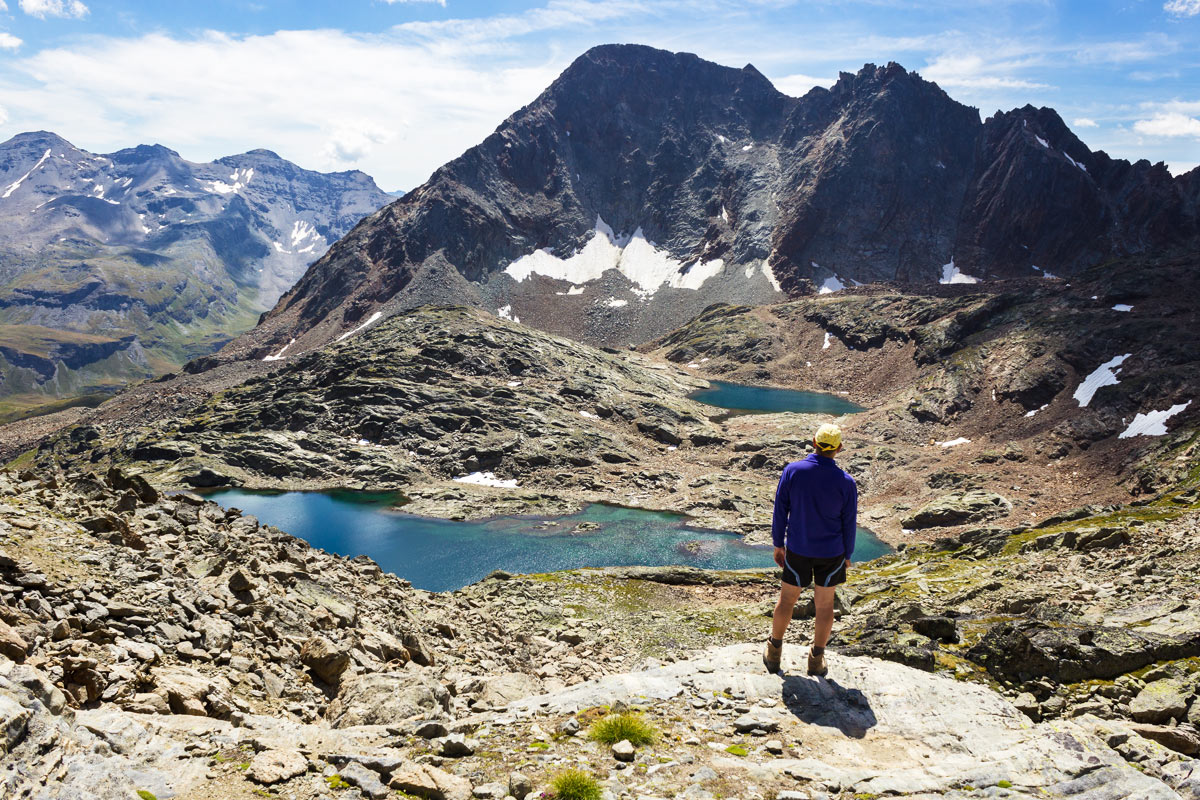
left=136, top=792, right=157, bottom=800
left=550, top=769, right=602, bottom=800
left=724, top=744, right=748, bottom=756
left=588, top=712, right=657, bottom=746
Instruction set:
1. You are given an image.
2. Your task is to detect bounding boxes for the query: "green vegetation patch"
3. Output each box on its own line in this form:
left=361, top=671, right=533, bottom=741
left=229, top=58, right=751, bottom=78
left=588, top=712, right=657, bottom=746
left=550, top=768, right=603, bottom=800
left=724, top=744, right=749, bottom=756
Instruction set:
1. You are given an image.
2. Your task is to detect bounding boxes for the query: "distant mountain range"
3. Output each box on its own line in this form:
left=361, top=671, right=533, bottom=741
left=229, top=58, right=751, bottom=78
left=0, top=131, right=395, bottom=411
left=215, top=44, right=1197, bottom=363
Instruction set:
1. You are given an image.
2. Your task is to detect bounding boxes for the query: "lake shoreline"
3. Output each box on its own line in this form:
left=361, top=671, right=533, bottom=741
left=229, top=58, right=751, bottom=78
left=203, top=489, right=892, bottom=592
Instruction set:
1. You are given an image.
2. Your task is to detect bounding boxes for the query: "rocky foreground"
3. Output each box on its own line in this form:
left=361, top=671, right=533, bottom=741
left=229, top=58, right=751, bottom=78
left=2, top=463, right=1199, bottom=799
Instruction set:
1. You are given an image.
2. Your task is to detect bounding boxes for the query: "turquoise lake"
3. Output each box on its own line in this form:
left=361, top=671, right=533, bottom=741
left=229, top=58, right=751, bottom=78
left=204, top=490, right=891, bottom=592
left=689, top=380, right=863, bottom=416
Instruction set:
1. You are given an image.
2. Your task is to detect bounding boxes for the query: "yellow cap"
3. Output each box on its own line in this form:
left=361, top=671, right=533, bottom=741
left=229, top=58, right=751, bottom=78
left=814, top=423, right=842, bottom=452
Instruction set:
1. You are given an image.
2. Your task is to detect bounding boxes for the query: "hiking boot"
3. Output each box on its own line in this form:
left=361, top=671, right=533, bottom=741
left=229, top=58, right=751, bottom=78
left=807, top=648, right=827, bottom=677
left=763, top=638, right=782, bottom=673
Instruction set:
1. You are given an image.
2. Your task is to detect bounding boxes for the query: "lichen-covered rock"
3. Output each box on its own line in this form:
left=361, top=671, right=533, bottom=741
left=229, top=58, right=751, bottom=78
left=326, top=671, right=450, bottom=728
left=389, top=761, right=473, bottom=800
left=902, top=490, right=1013, bottom=529
left=300, top=635, right=351, bottom=685
left=1130, top=678, right=1194, bottom=724
left=967, top=620, right=1200, bottom=684
left=247, top=749, right=308, bottom=784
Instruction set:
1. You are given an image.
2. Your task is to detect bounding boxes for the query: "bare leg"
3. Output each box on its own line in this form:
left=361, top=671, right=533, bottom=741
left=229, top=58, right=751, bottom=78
left=771, top=583, right=803, bottom=641
left=812, top=585, right=837, bottom=649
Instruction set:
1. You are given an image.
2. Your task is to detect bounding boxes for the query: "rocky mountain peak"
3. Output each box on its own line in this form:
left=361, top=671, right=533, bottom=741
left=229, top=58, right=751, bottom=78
left=108, top=143, right=182, bottom=163
left=1, top=129, right=74, bottom=152
left=217, top=45, right=1198, bottom=364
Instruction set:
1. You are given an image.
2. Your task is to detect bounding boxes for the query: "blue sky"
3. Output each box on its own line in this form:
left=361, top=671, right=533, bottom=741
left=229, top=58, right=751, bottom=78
left=0, top=0, right=1196, bottom=190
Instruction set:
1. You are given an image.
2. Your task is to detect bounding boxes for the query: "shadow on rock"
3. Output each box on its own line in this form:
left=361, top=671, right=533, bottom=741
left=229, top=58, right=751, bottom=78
left=779, top=673, right=876, bottom=739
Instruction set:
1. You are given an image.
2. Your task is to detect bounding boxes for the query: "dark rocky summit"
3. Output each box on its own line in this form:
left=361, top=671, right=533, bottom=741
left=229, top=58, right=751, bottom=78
left=218, top=44, right=1198, bottom=363
left=2, top=42, right=1200, bottom=799
left=0, top=131, right=394, bottom=409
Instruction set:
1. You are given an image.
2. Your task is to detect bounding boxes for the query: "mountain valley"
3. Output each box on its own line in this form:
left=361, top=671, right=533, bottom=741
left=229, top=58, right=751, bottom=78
left=1, top=42, right=1198, bottom=800
left=0, top=132, right=394, bottom=414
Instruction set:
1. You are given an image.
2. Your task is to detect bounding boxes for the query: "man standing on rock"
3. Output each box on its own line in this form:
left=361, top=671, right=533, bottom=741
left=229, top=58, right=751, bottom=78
left=764, top=423, right=857, bottom=676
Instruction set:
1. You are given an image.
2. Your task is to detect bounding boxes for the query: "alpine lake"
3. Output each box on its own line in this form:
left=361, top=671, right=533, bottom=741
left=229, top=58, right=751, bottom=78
left=206, top=382, right=887, bottom=591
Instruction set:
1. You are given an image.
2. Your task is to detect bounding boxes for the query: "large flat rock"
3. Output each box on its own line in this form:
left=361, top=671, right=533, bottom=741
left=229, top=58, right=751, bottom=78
left=508, top=644, right=1184, bottom=798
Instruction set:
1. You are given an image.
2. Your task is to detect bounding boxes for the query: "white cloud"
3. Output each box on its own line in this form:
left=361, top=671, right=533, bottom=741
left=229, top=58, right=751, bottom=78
left=922, top=53, right=1050, bottom=91
left=19, top=0, right=88, bottom=19
left=321, top=122, right=395, bottom=164
left=1150, top=99, right=1200, bottom=115
left=385, top=0, right=448, bottom=5
left=1074, top=35, right=1178, bottom=65
left=1133, top=112, right=1200, bottom=138
left=770, top=72, right=833, bottom=96
left=0, top=28, right=561, bottom=190
left=1167, top=162, right=1198, bottom=176
left=1164, top=0, right=1200, bottom=17
left=1073, top=117, right=1098, bottom=128
left=0, top=33, right=20, bottom=50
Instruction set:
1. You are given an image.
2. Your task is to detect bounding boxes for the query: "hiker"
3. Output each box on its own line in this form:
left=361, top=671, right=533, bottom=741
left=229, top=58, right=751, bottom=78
left=764, top=422, right=857, bottom=676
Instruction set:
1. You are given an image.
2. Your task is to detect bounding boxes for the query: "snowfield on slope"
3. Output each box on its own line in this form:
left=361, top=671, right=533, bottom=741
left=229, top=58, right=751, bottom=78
left=504, top=215, right=728, bottom=296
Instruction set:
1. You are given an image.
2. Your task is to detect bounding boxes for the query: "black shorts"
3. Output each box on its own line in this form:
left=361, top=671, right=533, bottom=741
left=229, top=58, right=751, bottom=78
left=781, top=551, right=847, bottom=588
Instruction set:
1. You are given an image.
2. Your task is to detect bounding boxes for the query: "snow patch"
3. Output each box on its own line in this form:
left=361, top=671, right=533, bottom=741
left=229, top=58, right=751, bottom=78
left=741, top=143, right=753, bottom=152
left=263, top=338, right=296, bottom=362
left=497, top=305, right=520, bottom=323
left=1063, top=152, right=1087, bottom=173
left=335, top=311, right=383, bottom=342
left=603, top=297, right=628, bottom=308
left=1024, top=404, right=1049, bottom=418
left=940, top=259, right=980, bottom=285
left=818, top=275, right=846, bottom=294
left=937, top=437, right=971, bottom=448
left=1035, top=135, right=1049, bottom=148
left=720, top=205, right=729, bottom=223
left=578, top=410, right=597, bottom=419
left=290, top=219, right=321, bottom=248
left=453, top=471, right=519, bottom=489
left=1112, top=304, right=1133, bottom=312
left=1073, top=354, right=1131, bottom=407
left=822, top=332, right=832, bottom=350
left=204, top=167, right=254, bottom=195
left=273, top=242, right=290, bottom=254
left=3, top=148, right=52, bottom=198
left=504, top=215, right=724, bottom=296
left=1118, top=402, right=1191, bottom=438
left=761, top=263, right=782, bottom=293
left=1031, top=265, right=1059, bottom=279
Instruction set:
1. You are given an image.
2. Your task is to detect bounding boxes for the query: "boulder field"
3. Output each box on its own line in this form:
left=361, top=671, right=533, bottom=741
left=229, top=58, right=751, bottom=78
left=2, top=466, right=1199, bottom=798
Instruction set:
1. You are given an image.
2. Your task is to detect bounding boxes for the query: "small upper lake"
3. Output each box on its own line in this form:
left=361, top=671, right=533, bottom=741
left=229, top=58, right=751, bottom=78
left=689, top=380, right=863, bottom=416
left=204, top=490, right=891, bottom=592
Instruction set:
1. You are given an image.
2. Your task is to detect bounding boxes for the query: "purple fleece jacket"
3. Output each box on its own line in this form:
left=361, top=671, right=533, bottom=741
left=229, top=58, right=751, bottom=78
left=771, top=453, right=858, bottom=560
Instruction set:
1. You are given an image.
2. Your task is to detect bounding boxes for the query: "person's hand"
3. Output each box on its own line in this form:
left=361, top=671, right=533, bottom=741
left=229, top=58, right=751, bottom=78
left=845, top=558, right=852, bottom=570
left=774, top=547, right=786, bottom=568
